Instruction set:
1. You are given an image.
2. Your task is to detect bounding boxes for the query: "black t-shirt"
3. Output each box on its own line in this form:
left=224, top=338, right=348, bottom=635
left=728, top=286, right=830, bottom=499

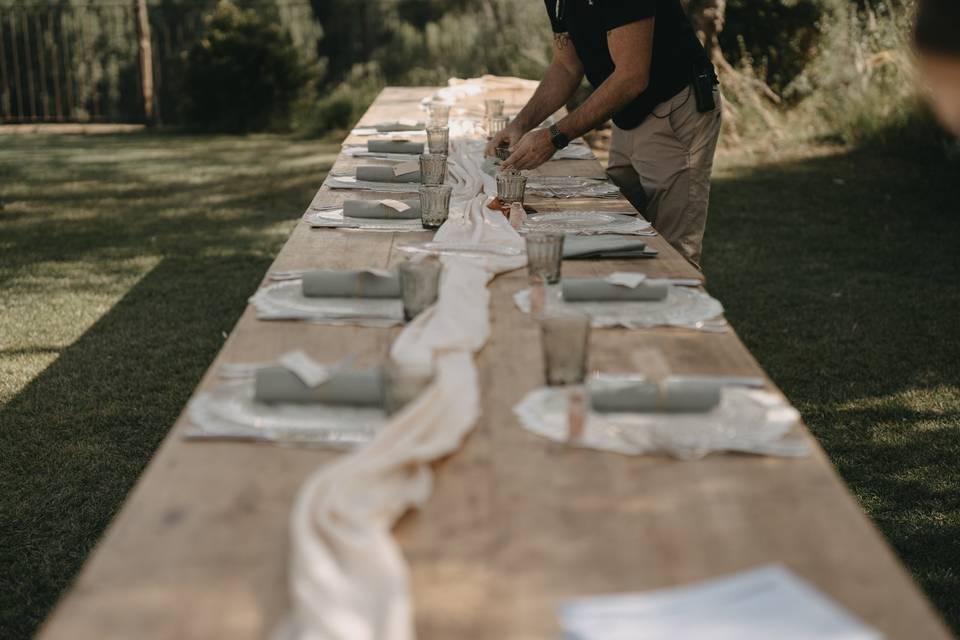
left=544, top=0, right=709, bottom=129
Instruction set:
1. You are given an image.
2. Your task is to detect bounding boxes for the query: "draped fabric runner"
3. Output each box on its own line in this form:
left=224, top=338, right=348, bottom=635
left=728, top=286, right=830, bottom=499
left=279, top=92, right=529, bottom=640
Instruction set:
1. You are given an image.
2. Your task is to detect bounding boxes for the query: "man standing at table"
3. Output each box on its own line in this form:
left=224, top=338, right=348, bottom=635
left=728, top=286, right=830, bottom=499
left=488, top=0, right=721, bottom=269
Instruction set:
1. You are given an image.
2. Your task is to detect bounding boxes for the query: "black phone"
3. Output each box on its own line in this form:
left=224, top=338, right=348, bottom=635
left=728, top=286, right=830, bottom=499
left=692, top=64, right=717, bottom=113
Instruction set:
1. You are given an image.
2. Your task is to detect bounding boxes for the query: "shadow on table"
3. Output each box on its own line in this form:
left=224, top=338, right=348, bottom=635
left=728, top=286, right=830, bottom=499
left=704, top=144, right=960, bottom=632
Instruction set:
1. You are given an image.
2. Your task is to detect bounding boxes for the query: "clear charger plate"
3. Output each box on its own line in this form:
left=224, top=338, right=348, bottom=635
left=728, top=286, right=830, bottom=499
left=514, top=383, right=808, bottom=460
left=514, top=285, right=725, bottom=330
left=525, top=176, right=621, bottom=199
left=251, top=281, right=404, bottom=326
left=521, top=211, right=652, bottom=235
left=185, top=380, right=386, bottom=446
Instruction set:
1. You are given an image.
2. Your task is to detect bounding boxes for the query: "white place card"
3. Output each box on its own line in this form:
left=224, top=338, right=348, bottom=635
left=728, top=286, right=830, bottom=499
left=380, top=199, right=412, bottom=212
left=605, top=272, right=648, bottom=288
left=277, top=350, right=332, bottom=388
left=393, top=160, right=420, bottom=176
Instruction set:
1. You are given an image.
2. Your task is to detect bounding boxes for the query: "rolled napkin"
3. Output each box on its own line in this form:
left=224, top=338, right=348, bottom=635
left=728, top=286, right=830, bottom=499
left=562, top=278, right=669, bottom=302
left=343, top=199, right=421, bottom=220
left=374, top=121, right=425, bottom=132
left=563, top=236, right=652, bottom=259
left=301, top=270, right=401, bottom=298
left=356, top=165, right=421, bottom=184
left=367, top=139, right=425, bottom=154
left=588, top=376, right=723, bottom=413
left=254, top=366, right=383, bottom=406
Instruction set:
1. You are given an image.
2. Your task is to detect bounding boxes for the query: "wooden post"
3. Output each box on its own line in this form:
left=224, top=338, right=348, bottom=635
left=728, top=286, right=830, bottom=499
left=135, top=0, right=154, bottom=123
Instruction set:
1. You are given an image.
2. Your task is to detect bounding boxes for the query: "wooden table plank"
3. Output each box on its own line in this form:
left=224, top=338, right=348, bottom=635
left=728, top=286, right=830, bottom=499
left=37, top=86, right=950, bottom=640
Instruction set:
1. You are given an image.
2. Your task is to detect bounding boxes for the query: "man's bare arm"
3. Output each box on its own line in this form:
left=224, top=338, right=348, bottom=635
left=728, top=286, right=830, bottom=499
left=502, top=19, right=655, bottom=171
left=485, top=35, right=584, bottom=155
left=556, top=20, right=654, bottom=140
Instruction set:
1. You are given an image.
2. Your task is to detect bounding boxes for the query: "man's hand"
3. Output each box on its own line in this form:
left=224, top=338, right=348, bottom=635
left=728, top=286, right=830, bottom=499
left=501, top=128, right=556, bottom=172
left=485, top=121, right=526, bottom=157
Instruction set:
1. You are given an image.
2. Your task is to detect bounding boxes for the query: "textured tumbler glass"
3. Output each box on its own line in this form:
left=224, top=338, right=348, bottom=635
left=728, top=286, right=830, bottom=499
left=540, top=311, right=591, bottom=386
left=495, top=144, right=511, bottom=162
left=418, top=184, right=453, bottom=229
left=419, top=153, right=447, bottom=186
left=484, top=98, right=505, bottom=117
left=496, top=171, right=527, bottom=205
left=525, top=233, right=565, bottom=285
left=427, top=102, right=450, bottom=127
left=426, top=125, right=449, bottom=155
left=487, top=115, right=509, bottom=139
left=381, top=358, right=434, bottom=415
left=398, top=259, right=442, bottom=321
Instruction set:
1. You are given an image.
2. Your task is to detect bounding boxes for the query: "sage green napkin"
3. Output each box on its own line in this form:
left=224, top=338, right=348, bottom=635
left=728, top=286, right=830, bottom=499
left=588, top=377, right=722, bottom=413
left=343, top=199, right=421, bottom=220
left=563, top=236, right=653, bottom=260
left=562, top=278, right=668, bottom=302
left=254, top=367, right=383, bottom=406
left=301, top=270, right=401, bottom=298
left=374, top=121, right=425, bottom=132
left=356, top=165, right=421, bottom=183
left=367, top=140, right=425, bottom=154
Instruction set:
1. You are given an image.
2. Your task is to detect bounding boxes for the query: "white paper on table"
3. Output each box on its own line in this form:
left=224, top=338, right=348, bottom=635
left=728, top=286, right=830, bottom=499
left=605, top=272, right=648, bottom=288
left=380, top=199, right=412, bottom=212
left=559, top=564, right=883, bottom=640
left=393, top=160, right=420, bottom=176
left=276, top=350, right=332, bottom=388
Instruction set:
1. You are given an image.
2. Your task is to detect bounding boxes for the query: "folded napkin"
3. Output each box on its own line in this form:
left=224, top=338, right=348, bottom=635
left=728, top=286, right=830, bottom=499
left=563, top=236, right=653, bottom=259
left=356, top=165, right=421, bottom=184
left=343, top=199, right=421, bottom=220
left=588, top=377, right=723, bottom=413
left=562, top=278, right=668, bottom=302
left=367, top=140, right=425, bottom=155
left=301, top=270, right=401, bottom=298
left=254, top=366, right=384, bottom=406
left=374, top=121, right=425, bottom=132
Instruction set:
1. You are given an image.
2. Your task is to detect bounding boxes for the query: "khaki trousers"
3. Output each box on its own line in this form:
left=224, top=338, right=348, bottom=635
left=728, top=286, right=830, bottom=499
left=606, top=86, right=722, bottom=269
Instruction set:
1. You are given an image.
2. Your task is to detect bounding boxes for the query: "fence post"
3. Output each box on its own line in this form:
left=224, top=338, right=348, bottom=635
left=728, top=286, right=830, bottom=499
left=135, top=0, right=154, bottom=123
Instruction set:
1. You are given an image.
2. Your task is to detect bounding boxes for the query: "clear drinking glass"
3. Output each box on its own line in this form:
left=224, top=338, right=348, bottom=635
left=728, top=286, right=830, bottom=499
left=540, top=311, right=591, bottom=386
left=484, top=98, right=505, bottom=117
left=381, top=358, right=434, bottom=415
left=496, top=171, right=527, bottom=205
left=495, top=145, right=511, bottom=162
left=426, top=125, right=449, bottom=155
left=418, top=184, right=453, bottom=229
left=526, top=233, right=565, bottom=285
left=398, top=259, right=443, bottom=321
left=487, top=115, right=509, bottom=139
left=427, top=102, right=450, bottom=127
left=419, top=153, right=447, bottom=186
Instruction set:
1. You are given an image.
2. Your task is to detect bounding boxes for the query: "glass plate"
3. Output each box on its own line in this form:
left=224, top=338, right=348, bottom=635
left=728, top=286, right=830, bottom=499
left=523, top=211, right=636, bottom=232
left=255, top=281, right=404, bottom=321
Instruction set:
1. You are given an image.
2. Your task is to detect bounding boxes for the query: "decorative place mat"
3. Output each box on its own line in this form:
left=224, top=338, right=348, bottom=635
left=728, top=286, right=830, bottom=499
left=521, top=211, right=655, bottom=236
left=514, top=285, right=726, bottom=330
left=514, top=383, right=807, bottom=459
left=526, top=176, right=621, bottom=199
left=185, top=380, right=385, bottom=446
left=303, top=208, right=426, bottom=232
left=250, top=280, right=404, bottom=326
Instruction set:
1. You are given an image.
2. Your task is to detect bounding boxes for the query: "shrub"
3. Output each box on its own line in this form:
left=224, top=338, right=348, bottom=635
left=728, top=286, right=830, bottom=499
left=180, top=0, right=308, bottom=132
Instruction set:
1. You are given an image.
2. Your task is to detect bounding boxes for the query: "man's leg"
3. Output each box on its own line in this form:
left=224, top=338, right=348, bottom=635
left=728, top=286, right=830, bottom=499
left=630, top=87, right=722, bottom=268
left=605, top=123, right=647, bottom=215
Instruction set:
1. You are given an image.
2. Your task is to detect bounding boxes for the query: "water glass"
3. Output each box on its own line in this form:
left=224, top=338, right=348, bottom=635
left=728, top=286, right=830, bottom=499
left=398, top=258, right=442, bottom=321
left=381, top=358, right=434, bottom=416
left=540, top=311, right=591, bottom=386
left=496, top=171, right=527, bottom=205
left=484, top=98, right=505, bottom=117
left=495, top=144, right=511, bottom=162
left=418, top=184, right=453, bottom=229
left=419, top=153, right=447, bottom=186
left=526, top=233, right=565, bottom=285
left=427, top=102, right=450, bottom=127
left=487, top=115, right=509, bottom=139
left=426, top=125, right=449, bottom=155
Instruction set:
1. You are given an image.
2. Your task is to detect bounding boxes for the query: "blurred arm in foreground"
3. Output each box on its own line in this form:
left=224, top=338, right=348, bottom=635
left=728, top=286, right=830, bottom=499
left=915, top=0, right=960, bottom=137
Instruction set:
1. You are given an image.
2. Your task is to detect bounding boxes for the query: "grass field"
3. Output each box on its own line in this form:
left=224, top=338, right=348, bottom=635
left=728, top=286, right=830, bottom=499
left=1, top=133, right=958, bottom=637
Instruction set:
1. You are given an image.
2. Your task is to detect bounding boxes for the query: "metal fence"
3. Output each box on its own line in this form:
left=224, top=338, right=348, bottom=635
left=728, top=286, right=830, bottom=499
left=0, top=1, right=319, bottom=124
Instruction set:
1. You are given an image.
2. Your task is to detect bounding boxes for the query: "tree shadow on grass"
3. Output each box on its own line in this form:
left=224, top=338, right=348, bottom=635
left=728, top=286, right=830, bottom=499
left=0, top=254, right=271, bottom=639
left=705, top=145, right=960, bottom=631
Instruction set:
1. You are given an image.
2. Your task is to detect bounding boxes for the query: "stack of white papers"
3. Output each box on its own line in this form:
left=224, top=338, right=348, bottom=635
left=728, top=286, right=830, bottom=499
left=559, top=565, right=882, bottom=640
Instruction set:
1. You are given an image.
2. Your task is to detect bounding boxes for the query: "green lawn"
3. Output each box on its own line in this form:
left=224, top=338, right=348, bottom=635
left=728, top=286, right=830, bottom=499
left=1, top=133, right=958, bottom=637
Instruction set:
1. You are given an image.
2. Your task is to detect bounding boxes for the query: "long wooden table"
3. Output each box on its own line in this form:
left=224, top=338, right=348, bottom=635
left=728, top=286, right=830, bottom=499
left=38, top=86, right=950, bottom=639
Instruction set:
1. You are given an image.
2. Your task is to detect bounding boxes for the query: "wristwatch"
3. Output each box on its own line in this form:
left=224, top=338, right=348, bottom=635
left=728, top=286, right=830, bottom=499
left=549, top=123, right=570, bottom=150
